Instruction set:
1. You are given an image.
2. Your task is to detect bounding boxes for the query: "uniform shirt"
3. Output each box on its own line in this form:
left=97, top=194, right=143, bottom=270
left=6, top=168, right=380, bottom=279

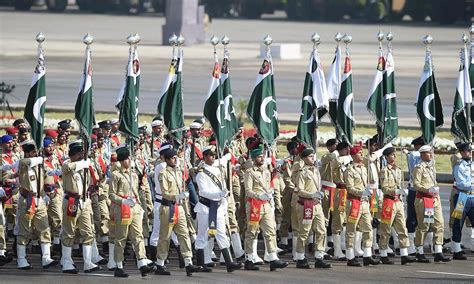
left=453, top=158, right=474, bottom=191
left=281, top=158, right=296, bottom=192
left=294, top=164, right=322, bottom=199
left=158, top=165, right=184, bottom=201
left=380, top=164, right=403, bottom=196
left=412, top=161, right=436, bottom=193
left=344, top=163, right=368, bottom=197
left=109, top=167, right=140, bottom=204
left=43, top=154, right=63, bottom=191
left=231, top=137, right=247, bottom=158
left=1, top=151, right=18, bottom=184
left=18, top=158, right=44, bottom=195
left=195, top=163, right=228, bottom=214
left=153, top=161, right=166, bottom=198
left=62, top=160, right=91, bottom=196
left=244, top=165, right=271, bottom=200
left=320, top=151, right=337, bottom=182
left=407, top=151, right=421, bottom=186
left=330, top=155, right=350, bottom=186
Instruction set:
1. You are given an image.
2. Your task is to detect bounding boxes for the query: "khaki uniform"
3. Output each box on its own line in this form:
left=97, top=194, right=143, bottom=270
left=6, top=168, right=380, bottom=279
left=135, top=155, right=153, bottom=240
left=290, top=157, right=304, bottom=238
left=156, top=166, right=193, bottom=261
left=1, top=151, right=19, bottom=233
left=379, top=164, right=409, bottom=250
left=294, top=164, right=326, bottom=257
left=244, top=165, right=278, bottom=260
left=320, top=152, right=337, bottom=228
left=90, top=149, right=110, bottom=241
left=330, top=156, right=349, bottom=234
left=61, top=160, right=94, bottom=247
left=228, top=173, right=241, bottom=234
left=412, top=161, right=444, bottom=248
left=43, top=155, right=64, bottom=242
left=272, top=173, right=284, bottom=224
left=109, top=167, right=147, bottom=263
left=279, top=159, right=294, bottom=239
left=344, top=163, right=373, bottom=250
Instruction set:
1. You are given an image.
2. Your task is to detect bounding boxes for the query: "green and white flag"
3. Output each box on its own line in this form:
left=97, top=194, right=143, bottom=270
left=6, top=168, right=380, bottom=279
left=24, top=45, right=46, bottom=149
left=157, top=53, right=178, bottom=118
left=416, top=49, right=444, bottom=144
left=247, top=56, right=279, bottom=145
left=336, top=55, right=354, bottom=145
left=367, top=48, right=385, bottom=127
left=220, top=51, right=238, bottom=144
left=297, top=49, right=328, bottom=146
left=327, top=44, right=342, bottom=140
left=117, top=45, right=140, bottom=140
left=74, top=44, right=96, bottom=139
left=203, top=55, right=226, bottom=152
left=382, top=48, right=399, bottom=144
left=451, top=46, right=471, bottom=142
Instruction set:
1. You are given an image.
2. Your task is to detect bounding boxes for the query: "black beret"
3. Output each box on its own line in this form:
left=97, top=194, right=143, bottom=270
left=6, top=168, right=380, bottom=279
left=336, top=141, right=350, bottom=151
left=382, top=147, right=395, bottom=156
left=21, top=140, right=36, bottom=153
left=68, top=140, right=84, bottom=156
left=325, top=138, right=337, bottom=147
left=162, top=149, right=177, bottom=160
left=58, top=119, right=71, bottom=130
left=458, top=142, right=471, bottom=152
left=13, top=118, right=25, bottom=127
left=411, top=136, right=426, bottom=146
left=286, top=141, right=298, bottom=152
left=98, top=120, right=111, bottom=130
left=116, top=146, right=130, bottom=162
left=300, top=148, right=314, bottom=158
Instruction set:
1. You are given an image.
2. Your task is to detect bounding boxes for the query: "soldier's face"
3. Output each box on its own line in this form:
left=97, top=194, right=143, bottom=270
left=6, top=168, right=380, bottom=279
left=111, top=124, right=119, bottom=132
left=58, top=134, right=67, bottom=144
left=369, top=144, right=378, bottom=152
left=97, top=138, right=104, bottom=148
left=153, top=126, right=162, bottom=135
left=386, top=153, right=396, bottom=164
left=339, top=147, right=349, bottom=156
left=327, top=144, right=337, bottom=152
left=191, top=128, right=202, bottom=138
left=25, top=149, right=37, bottom=158
left=102, top=128, right=111, bottom=136
left=166, top=155, right=177, bottom=167
left=44, top=144, right=54, bottom=155
left=460, top=149, right=471, bottom=159
left=303, top=154, right=315, bottom=165
left=203, top=153, right=215, bottom=165
left=352, top=151, right=363, bottom=163
left=421, top=151, right=432, bottom=162
left=2, top=140, right=13, bottom=151
left=121, top=158, right=130, bottom=169
left=254, top=155, right=264, bottom=166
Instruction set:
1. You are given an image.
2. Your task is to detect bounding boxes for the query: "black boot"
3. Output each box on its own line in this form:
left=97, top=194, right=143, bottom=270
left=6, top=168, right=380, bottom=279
left=196, top=249, right=212, bottom=272
left=139, top=261, right=155, bottom=277
left=0, top=254, right=13, bottom=266
left=434, top=253, right=451, bottom=263
left=154, top=264, right=171, bottom=275
left=401, top=255, right=416, bottom=265
left=453, top=251, right=467, bottom=260
left=244, top=260, right=259, bottom=271
left=114, top=268, right=129, bottom=278
left=314, top=258, right=331, bottom=269
left=380, top=257, right=394, bottom=265
left=363, top=257, right=380, bottom=266
left=347, top=258, right=362, bottom=267
left=102, top=241, right=109, bottom=255
left=416, top=253, right=430, bottom=263
left=296, top=258, right=310, bottom=269
left=269, top=259, right=288, bottom=271
left=149, top=245, right=157, bottom=262
left=175, top=245, right=186, bottom=269
left=12, top=238, right=17, bottom=258
left=185, top=264, right=202, bottom=277
left=222, top=248, right=242, bottom=273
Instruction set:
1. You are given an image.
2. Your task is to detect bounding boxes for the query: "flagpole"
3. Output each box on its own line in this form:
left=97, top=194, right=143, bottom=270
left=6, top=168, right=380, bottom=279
left=311, top=33, right=320, bottom=152
left=462, top=34, right=472, bottom=143
left=330, top=33, right=343, bottom=141
left=34, top=32, right=45, bottom=202
left=376, top=31, right=385, bottom=149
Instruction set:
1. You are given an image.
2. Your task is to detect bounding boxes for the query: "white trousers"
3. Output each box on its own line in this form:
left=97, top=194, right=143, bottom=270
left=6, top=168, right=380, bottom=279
left=195, top=211, right=229, bottom=250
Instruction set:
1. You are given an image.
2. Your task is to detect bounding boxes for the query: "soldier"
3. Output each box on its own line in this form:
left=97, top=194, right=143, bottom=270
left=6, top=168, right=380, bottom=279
left=243, top=147, right=288, bottom=271
left=150, top=118, right=165, bottom=158
left=0, top=185, right=13, bottom=265
left=18, top=127, right=29, bottom=143
left=412, top=145, right=450, bottom=263
left=344, top=145, right=380, bottom=267
left=379, top=147, right=416, bottom=265
left=154, top=148, right=202, bottom=276
left=16, top=140, right=58, bottom=269
left=98, top=120, right=113, bottom=163
left=12, top=118, right=27, bottom=130
left=294, top=148, right=331, bottom=269
left=61, top=140, right=100, bottom=274
left=451, top=142, right=474, bottom=260
left=109, top=119, right=121, bottom=147
left=108, top=146, right=155, bottom=277
left=194, top=146, right=242, bottom=273
left=57, top=119, right=72, bottom=138
left=55, top=130, right=69, bottom=164
left=1, top=134, right=19, bottom=240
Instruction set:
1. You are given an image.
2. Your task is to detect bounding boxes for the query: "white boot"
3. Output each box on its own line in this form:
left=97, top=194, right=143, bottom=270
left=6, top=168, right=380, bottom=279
left=40, top=243, right=57, bottom=268
left=230, top=233, right=245, bottom=259
left=107, top=243, right=116, bottom=270
left=333, top=234, right=345, bottom=259
left=264, top=238, right=270, bottom=262
left=408, top=233, right=416, bottom=255
left=340, top=227, right=347, bottom=251
left=62, top=245, right=76, bottom=272
left=91, top=238, right=104, bottom=264
left=83, top=245, right=99, bottom=272
left=355, top=232, right=364, bottom=257
left=16, top=245, right=31, bottom=269
left=252, top=239, right=264, bottom=264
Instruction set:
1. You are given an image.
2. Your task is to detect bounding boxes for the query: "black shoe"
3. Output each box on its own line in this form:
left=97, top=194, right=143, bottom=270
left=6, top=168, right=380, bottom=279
left=18, top=264, right=32, bottom=270
left=401, top=255, right=416, bottom=265
left=269, top=259, right=288, bottom=271
left=185, top=264, right=202, bottom=277
left=139, top=263, right=155, bottom=277
left=154, top=265, right=171, bottom=275
left=326, top=247, right=334, bottom=256
left=328, top=241, right=334, bottom=248
left=296, top=258, right=310, bottom=269
left=434, top=253, right=451, bottom=263
left=95, top=257, right=108, bottom=265
left=453, top=251, right=467, bottom=260
left=314, top=258, right=331, bottom=269
left=102, top=242, right=109, bottom=255
left=323, top=254, right=332, bottom=260
left=235, top=255, right=245, bottom=262
left=196, top=249, right=212, bottom=272
left=363, top=257, right=380, bottom=266
left=63, top=268, right=79, bottom=274
left=206, top=262, right=216, bottom=268
left=42, top=259, right=59, bottom=269
left=335, top=256, right=347, bottom=261
left=380, top=257, right=394, bottom=265
left=114, top=268, right=129, bottom=278
left=416, top=253, right=430, bottom=263
left=387, top=252, right=396, bottom=257
left=84, top=265, right=101, bottom=273
left=244, top=260, right=259, bottom=271
left=221, top=248, right=242, bottom=273
left=347, top=258, right=361, bottom=267
left=0, top=254, right=13, bottom=266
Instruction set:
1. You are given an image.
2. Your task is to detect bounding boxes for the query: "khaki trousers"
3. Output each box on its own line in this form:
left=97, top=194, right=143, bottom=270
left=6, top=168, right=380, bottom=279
left=414, top=196, right=444, bottom=247
left=62, top=198, right=94, bottom=247
left=244, top=202, right=277, bottom=254
left=47, top=192, right=63, bottom=239
left=345, top=199, right=373, bottom=249
left=112, top=204, right=146, bottom=263
left=379, top=200, right=409, bottom=249
left=156, top=204, right=192, bottom=260
left=16, top=195, right=50, bottom=245
left=296, top=202, right=326, bottom=253
left=279, top=186, right=293, bottom=238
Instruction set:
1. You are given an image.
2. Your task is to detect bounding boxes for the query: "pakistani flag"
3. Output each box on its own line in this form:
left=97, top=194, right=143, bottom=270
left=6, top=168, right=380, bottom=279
left=297, top=49, right=328, bottom=146
left=24, top=47, right=46, bottom=149
left=203, top=56, right=226, bottom=152
left=157, top=54, right=177, bottom=118
left=220, top=51, right=239, bottom=143
left=451, top=47, right=472, bottom=142
left=117, top=45, right=140, bottom=140
left=367, top=49, right=386, bottom=127
left=247, top=57, right=279, bottom=145
left=336, top=55, right=354, bottom=144
left=327, top=44, right=342, bottom=140
left=416, top=50, right=444, bottom=144
left=382, top=48, right=399, bottom=144
left=74, top=45, right=96, bottom=138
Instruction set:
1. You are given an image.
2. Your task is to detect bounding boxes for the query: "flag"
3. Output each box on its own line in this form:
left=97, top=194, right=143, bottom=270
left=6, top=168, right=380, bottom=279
left=327, top=44, right=342, bottom=140
left=416, top=50, right=444, bottom=144
left=382, top=48, right=399, bottom=144
left=74, top=44, right=96, bottom=139
left=220, top=51, right=239, bottom=143
left=203, top=55, right=226, bottom=152
left=157, top=54, right=177, bottom=118
left=367, top=48, right=385, bottom=126
left=297, top=49, right=328, bottom=146
left=336, top=55, right=355, bottom=144
left=247, top=57, right=279, bottom=145
left=24, top=46, right=46, bottom=149
left=118, top=45, right=140, bottom=140
left=451, top=46, right=472, bottom=142
left=469, top=43, right=474, bottom=123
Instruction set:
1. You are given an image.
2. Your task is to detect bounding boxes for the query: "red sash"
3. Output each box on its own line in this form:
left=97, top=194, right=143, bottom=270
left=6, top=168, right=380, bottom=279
left=381, top=198, right=395, bottom=224
left=322, top=181, right=336, bottom=211
left=172, top=203, right=179, bottom=226
left=3, top=155, right=16, bottom=173
left=118, top=195, right=132, bottom=225
left=302, top=199, right=315, bottom=224
left=187, top=140, right=203, bottom=160
left=338, top=188, right=347, bottom=212
left=97, top=156, right=107, bottom=174
left=66, top=197, right=79, bottom=218
left=111, top=135, right=120, bottom=145
left=423, top=197, right=435, bottom=223
left=369, top=187, right=379, bottom=213
left=153, top=139, right=161, bottom=149
left=44, top=158, right=59, bottom=183
left=248, top=198, right=266, bottom=226
left=347, top=198, right=361, bottom=224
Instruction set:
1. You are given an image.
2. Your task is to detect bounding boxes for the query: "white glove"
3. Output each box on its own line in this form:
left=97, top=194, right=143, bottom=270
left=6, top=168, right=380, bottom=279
left=219, top=190, right=228, bottom=198
left=47, top=169, right=62, bottom=176
left=0, top=187, right=5, bottom=197
left=428, top=186, right=439, bottom=194
left=362, top=189, right=372, bottom=197
left=395, top=188, right=408, bottom=196
left=176, top=191, right=189, bottom=202
left=341, top=155, right=352, bottom=165
left=312, top=191, right=324, bottom=200
left=75, top=160, right=91, bottom=171
left=223, top=153, right=232, bottom=161
left=29, top=157, right=44, bottom=167
left=402, top=149, right=409, bottom=155
left=122, top=198, right=135, bottom=207
left=1, top=161, right=18, bottom=171
left=259, top=193, right=272, bottom=201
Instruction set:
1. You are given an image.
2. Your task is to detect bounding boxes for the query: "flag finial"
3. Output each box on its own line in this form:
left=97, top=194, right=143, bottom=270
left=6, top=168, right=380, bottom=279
left=169, top=33, right=178, bottom=46
left=343, top=34, right=352, bottom=45
left=377, top=31, right=384, bottom=42
left=133, top=33, right=141, bottom=45
left=386, top=31, right=393, bottom=42
left=126, top=34, right=136, bottom=46
left=177, top=34, right=185, bottom=46
left=335, top=32, right=343, bottom=43
left=263, top=35, right=273, bottom=46
left=36, top=32, right=45, bottom=44
left=311, top=33, right=321, bottom=49
left=221, top=35, right=230, bottom=46
left=83, top=33, right=94, bottom=46
left=422, top=35, right=433, bottom=46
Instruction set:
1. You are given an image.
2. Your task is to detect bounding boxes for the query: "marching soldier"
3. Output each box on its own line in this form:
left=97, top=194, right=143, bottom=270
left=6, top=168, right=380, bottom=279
left=154, top=148, right=202, bottom=276
left=109, top=119, right=121, bottom=148
left=243, top=147, right=288, bottom=271
left=108, top=146, right=155, bottom=277
left=294, top=148, right=331, bottom=269
left=16, top=140, right=58, bottom=269
left=55, top=130, right=69, bottom=164
left=150, top=118, right=166, bottom=159
left=344, top=145, right=380, bottom=267
left=57, top=119, right=72, bottom=138
left=379, top=147, right=415, bottom=265
left=451, top=142, right=474, bottom=260
left=1, top=135, right=19, bottom=240
left=412, top=145, right=450, bottom=263
left=61, top=140, right=99, bottom=274
left=0, top=184, right=13, bottom=265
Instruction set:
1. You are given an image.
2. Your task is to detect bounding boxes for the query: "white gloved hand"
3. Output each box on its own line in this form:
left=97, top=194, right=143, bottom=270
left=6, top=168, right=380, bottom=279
left=176, top=191, right=189, bottom=201
left=47, top=169, right=62, bottom=176
left=75, top=160, right=91, bottom=171
left=259, top=193, right=271, bottom=201
left=219, top=190, right=228, bottom=198
left=122, top=198, right=135, bottom=207
left=428, top=186, right=439, bottom=194
left=395, top=188, right=408, bottom=196
left=29, top=157, right=44, bottom=167
left=312, top=191, right=324, bottom=200
left=0, top=187, right=5, bottom=197
left=362, top=189, right=372, bottom=197
left=402, top=149, right=409, bottom=155
left=224, top=153, right=232, bottom=161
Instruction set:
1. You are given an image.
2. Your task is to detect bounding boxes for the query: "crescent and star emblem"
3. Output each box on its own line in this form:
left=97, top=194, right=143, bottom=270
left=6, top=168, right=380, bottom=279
left=301, top=95, right=314, bottom=124
left=33, top=96, right=47, bottom=124
left=343, top=93, right=354, bottom=121
left=260, top=96, right=277, bottom=123
left=422, top=93, right=436, bottom=121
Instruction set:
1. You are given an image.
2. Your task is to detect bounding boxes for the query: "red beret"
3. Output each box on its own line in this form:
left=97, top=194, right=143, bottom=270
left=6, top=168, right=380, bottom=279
left=5, top=127, right=18, bottom=135
left=295, top=143, right=306, bottom=154
left=350, top=146, right=362, bottom=156
left=90, top=133, right=97, bottom=140
left=44, top=129, right=58, bottom=138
